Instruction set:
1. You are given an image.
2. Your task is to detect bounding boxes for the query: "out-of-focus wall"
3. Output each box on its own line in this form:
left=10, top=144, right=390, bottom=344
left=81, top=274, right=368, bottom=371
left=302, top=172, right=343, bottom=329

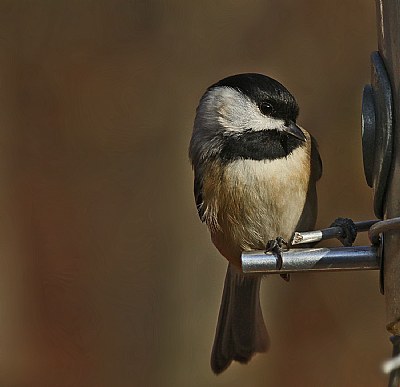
left=0, top=1, right=385, bottom=386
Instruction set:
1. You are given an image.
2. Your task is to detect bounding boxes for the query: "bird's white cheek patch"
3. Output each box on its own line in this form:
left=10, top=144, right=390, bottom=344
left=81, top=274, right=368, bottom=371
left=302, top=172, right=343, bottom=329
left=208, top=86, right=285, bottom=133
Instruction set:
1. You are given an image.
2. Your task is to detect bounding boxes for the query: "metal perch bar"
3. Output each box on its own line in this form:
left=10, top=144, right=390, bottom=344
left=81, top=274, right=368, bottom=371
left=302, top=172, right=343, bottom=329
left=241, top=246, right=379, bottom=274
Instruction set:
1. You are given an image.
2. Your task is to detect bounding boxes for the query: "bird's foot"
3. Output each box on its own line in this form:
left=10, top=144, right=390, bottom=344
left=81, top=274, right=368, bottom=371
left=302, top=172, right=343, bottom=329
left=265, top=237, right=290, bottom=282
left=265, top=237, right=288, bottom=270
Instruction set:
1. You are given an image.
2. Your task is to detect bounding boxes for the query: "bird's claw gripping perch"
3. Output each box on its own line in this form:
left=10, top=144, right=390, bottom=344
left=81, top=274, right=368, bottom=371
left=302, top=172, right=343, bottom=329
left=265, top=236, right=288, bottom=269
left=265, top=237, right=291, bottom=281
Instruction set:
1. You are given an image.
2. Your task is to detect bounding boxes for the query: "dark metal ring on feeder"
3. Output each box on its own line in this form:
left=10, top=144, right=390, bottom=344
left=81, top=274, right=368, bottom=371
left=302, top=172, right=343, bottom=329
left=366, top=217, right=400, bottom=294
left=368, top=217, right=400, bottom=245
left=361, top=52, right=394, bottom=219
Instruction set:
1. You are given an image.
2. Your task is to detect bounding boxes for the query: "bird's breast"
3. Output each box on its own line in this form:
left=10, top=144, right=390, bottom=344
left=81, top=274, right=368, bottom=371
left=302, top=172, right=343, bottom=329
left=202, top=142, right=311, bottom=256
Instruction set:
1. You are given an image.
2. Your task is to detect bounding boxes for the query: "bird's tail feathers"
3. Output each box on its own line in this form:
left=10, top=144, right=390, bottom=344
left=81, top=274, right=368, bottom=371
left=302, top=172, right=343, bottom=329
left=210, top=264, right=269, bottom=374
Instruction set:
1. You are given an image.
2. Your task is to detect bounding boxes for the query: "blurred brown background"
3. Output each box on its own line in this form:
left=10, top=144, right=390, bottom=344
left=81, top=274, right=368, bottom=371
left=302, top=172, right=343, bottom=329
left=0, top=1, right=386, bottom=386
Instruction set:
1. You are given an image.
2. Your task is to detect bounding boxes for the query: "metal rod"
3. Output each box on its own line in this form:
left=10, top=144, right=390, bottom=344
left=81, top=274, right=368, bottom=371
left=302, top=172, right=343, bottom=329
left=241, top=246, right=378, bottom=274
left=292, top=228, right=340, bottom=245
left=291, top=220, right=379, bottom=245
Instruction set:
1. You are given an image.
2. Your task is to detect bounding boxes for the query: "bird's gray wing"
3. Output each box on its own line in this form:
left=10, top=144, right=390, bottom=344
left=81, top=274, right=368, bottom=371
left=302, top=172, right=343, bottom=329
left=193, top=166, right=205, bottom=221
left=295, top=135, right=322, bottom=232
left=311, top=134, right=322, bottom=182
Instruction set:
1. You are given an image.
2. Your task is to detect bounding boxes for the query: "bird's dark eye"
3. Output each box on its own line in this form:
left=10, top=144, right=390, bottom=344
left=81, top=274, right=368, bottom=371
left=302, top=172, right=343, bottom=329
left=259, top=102, right=274, bottom=116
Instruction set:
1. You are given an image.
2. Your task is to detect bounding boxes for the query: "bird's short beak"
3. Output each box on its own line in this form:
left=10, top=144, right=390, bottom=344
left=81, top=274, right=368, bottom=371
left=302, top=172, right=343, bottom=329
left=284, top=122, right=307, bottom=142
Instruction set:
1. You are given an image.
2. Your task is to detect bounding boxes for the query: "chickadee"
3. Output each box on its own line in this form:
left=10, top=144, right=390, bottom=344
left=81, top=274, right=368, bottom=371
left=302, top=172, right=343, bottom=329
left=189, top=73, right=322, bottom=374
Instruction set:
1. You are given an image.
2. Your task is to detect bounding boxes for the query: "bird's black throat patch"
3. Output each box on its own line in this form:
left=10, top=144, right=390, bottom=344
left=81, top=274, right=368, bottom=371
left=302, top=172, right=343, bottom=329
left=220, top=129, right=304, bottom=163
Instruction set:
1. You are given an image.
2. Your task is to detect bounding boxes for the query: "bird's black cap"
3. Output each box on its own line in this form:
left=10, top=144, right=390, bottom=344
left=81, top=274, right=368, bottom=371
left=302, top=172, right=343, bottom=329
left=208, top=73, right=299, bottom=122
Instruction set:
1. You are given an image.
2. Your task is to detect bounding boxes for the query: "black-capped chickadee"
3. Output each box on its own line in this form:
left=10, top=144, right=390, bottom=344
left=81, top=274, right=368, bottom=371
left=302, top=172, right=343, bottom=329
left=189, top=73, right=322, bottom=374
